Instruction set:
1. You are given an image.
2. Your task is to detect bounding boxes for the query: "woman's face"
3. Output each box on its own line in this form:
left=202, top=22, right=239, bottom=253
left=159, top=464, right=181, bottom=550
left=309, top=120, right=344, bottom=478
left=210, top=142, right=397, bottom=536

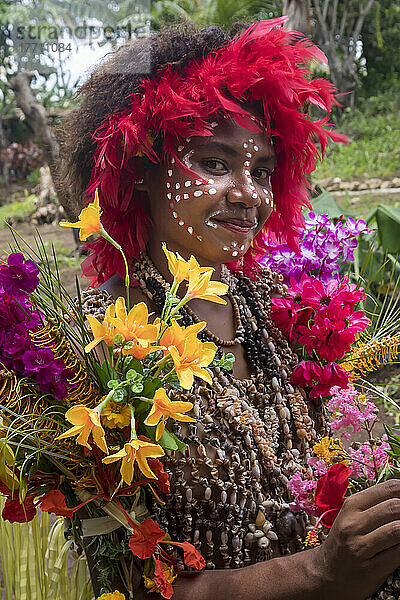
left=141, top=115, right=276, bottom=267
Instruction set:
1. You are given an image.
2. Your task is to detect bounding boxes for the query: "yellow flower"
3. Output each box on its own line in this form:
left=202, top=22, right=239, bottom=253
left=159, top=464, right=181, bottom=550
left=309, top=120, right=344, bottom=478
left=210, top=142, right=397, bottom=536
left=162, top=244, right=212, bottom=284
left=111, top=297, right=160, bottom=351
left=143, top=562, right=177, bottom=593
left=102, top=439, right=164, bottom=484
left=169, top=334, right=217, bottom=389
left=95, top=592, right=125, bottom=600
left=101, top=401, right=132, bottom=429
left=60, top=187, right=102, bottom=241
left=158, top=318, right=206, bottom=355
left=313, top=436, right=346, bottom=466
left=186, top=256, right=229, bottom=304
left=85, top=304, right=117, bottom=353
left=144, top=388, right=195, bottom=440
left=57, top=405, right=108, bottom=454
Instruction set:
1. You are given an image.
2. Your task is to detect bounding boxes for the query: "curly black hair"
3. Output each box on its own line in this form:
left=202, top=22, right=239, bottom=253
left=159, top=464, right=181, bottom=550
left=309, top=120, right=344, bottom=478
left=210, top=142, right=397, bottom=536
left=56, top=21, right=252, bottom=218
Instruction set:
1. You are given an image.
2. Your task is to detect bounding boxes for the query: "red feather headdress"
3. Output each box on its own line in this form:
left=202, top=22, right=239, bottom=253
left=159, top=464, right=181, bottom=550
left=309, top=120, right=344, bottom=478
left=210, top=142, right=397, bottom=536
left=81, top=17, right=347, bottom=286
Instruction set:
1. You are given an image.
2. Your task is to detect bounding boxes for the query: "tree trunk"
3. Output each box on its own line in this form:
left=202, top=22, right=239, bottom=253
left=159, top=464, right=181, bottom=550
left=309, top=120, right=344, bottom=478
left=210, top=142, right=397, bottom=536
left=7, top=71, right=75, bottom=221
left=282, top=0, right=312, bottom=34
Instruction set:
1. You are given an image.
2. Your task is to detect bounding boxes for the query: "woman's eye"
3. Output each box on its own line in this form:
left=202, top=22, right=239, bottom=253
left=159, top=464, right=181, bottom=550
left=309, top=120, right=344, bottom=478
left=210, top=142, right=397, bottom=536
left=253, top=168, right=272, bottom=180
left=202, top=159, right=226, bottom=172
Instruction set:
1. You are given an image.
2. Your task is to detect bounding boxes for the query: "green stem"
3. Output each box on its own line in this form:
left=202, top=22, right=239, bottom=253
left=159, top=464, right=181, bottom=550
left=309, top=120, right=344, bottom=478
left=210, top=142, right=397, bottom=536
left=100, top=226, right=131, bottom=311
left=129, top=405, right=137, bottom=440
left=161, top=367, right=175, bottom=381
left=170, top=292, right=190, bottom=318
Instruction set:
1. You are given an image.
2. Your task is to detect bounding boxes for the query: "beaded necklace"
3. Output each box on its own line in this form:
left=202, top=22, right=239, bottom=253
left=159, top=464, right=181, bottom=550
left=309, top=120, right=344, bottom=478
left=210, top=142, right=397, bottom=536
left=79, top=256, right=326, bottom=568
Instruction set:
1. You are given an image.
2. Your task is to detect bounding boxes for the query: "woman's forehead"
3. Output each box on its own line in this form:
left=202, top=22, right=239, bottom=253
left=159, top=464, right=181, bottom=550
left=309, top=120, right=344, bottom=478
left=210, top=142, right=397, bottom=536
left=184, top=116, right=275, bottom=157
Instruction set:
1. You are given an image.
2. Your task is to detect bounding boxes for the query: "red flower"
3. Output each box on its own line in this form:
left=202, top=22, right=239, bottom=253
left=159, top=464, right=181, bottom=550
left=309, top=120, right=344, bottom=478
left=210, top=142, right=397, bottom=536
left=171, top=541, right=206, bottom=570
left=153, top=559, right=175, bottom=599
left=315, top=463, right=351, bottom=527
left=291, top=361, right=322, bottom=387
left=311, top=363, right=349, bottom=399
left=40, top=489, right=74, bottom=517
left=148, top=458, right=170, bottom=494
left=128, top=517, right=165, bottom=559
left=2, top=495, right=36, bottom=523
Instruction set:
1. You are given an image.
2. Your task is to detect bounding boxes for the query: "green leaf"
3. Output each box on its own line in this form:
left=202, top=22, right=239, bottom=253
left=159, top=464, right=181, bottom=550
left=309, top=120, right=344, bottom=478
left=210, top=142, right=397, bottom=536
left=130, top=382, right=144, bottom=394
left=122, top=356, right=143, bottom=375
left=156, top=429, right=187, bottom=451
left=310, top=189, right=344, bottom=219
left=375, top=205, right=400, bottom=253
left=112, top=389, right=127, bottom=403
left=93, top=360, right=115, bottom=389
left=107, top=380, right=119, bottom=389
left=141, top=377, right=162, bottom=398
left=126, top=369, right=143, bottom=382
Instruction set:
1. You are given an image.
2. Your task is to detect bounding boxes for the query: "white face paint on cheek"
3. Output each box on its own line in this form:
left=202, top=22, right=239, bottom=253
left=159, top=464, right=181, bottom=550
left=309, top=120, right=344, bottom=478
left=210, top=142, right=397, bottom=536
left=222, top=241, right=246, bottom=258
left=243, top=140, right=259, bottom=201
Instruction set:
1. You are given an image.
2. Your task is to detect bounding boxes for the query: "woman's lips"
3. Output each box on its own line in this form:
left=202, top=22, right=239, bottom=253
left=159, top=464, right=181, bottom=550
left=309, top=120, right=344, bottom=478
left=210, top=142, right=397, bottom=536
left=214, top=219, right=254, bottom=235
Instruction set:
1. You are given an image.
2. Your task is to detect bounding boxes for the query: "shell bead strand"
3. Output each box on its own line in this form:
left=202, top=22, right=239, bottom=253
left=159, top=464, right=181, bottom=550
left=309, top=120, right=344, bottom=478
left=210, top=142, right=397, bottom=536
left=80, top=256, right=324, bottom=570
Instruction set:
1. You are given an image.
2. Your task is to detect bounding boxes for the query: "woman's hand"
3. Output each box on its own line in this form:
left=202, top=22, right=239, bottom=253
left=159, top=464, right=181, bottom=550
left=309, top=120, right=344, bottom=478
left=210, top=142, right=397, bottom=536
left=314, top=479, right=400, bottom=600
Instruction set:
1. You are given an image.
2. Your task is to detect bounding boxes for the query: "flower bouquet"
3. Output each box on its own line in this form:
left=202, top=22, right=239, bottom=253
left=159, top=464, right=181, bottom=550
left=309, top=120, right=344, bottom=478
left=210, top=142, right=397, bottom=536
left=0, top=189, right=235, bottom=599
left=265, top=212, right=400, bottom=599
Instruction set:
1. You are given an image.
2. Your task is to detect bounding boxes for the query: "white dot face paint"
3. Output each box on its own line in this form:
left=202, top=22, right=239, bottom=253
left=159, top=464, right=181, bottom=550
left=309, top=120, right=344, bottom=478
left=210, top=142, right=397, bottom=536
left=182, top=150, right=194, bottom=169
left=221, top=240, right=247, bottom=259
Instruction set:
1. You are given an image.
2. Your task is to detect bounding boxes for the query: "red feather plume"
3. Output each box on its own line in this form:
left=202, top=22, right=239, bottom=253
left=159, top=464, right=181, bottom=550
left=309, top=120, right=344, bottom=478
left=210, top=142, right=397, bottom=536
left=81, top=17, right=348, bottom=286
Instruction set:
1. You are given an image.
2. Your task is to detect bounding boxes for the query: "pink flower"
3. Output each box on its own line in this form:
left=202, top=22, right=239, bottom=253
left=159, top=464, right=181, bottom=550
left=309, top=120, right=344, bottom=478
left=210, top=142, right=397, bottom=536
left=307, top=456, right=328, bottom=477
left=348, top=435, right=390, bottom=480
left=287, top=472, right=318, bottom=515
left=327, top=386, right=377, bottom=439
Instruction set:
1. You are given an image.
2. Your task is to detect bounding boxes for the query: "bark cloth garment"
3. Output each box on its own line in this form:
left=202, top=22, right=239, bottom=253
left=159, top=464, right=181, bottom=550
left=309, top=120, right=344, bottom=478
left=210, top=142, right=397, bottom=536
left=78, top=263, right=327, bottom=581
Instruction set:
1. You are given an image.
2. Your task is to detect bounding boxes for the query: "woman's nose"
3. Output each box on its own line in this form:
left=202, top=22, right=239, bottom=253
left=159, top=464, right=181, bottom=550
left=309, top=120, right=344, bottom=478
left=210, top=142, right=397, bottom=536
left=226, top=172, right=261, bottom=207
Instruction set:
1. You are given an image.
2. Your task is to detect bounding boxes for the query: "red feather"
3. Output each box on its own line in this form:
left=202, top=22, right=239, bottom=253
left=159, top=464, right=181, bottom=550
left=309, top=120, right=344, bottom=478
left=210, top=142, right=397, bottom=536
left=82, top=17, right=348, bottom=285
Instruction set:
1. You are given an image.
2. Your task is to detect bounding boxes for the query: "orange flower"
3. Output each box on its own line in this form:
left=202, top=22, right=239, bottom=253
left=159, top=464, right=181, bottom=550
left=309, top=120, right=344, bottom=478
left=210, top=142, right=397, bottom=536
left=60, top=187, right=102, bottom=241
left=158, top=319, right=205, bottom=356
left=185, top=256, right=228, bottom=304
left=56, top=405, right=108, bottom=453
left=144, top=388, right=195, bottom=440
left=110, top=297, right=160, bottom=358
left=85, top=304, right=117, bottom=353
left=162, top=244, right=212, bottom=284
left=169, top=334, right=217, bottom=389
left=102, top=439, right=164, bottom=484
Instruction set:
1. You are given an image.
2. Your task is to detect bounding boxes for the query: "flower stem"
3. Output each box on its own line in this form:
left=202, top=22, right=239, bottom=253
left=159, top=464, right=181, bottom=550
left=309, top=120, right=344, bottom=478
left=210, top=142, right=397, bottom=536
left=100, top=226, right=131, bottom=311
left=129, top=404, right=137, bottom=440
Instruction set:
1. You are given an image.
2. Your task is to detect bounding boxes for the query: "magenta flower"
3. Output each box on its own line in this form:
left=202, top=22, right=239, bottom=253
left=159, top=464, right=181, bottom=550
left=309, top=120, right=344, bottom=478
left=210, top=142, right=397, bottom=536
left=22, top=349, right=61, bottom=384
left=0, top=253, right=39, bottom=297
left=291, top=361, right=322, bottom=387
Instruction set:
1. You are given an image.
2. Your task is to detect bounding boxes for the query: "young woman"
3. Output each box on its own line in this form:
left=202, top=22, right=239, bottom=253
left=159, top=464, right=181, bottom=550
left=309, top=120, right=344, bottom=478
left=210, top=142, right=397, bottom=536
left=58, top=18, right=400, bottom=600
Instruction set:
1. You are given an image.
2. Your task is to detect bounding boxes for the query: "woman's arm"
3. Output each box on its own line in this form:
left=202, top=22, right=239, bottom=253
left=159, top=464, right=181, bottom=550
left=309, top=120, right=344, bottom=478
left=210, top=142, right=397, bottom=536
left=134, top=479, right=400, bottom=600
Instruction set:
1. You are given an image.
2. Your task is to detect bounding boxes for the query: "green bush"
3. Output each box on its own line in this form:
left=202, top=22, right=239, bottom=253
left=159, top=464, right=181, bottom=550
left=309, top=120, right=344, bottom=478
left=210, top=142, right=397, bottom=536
left=314, top=90, right=400, bottom=181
